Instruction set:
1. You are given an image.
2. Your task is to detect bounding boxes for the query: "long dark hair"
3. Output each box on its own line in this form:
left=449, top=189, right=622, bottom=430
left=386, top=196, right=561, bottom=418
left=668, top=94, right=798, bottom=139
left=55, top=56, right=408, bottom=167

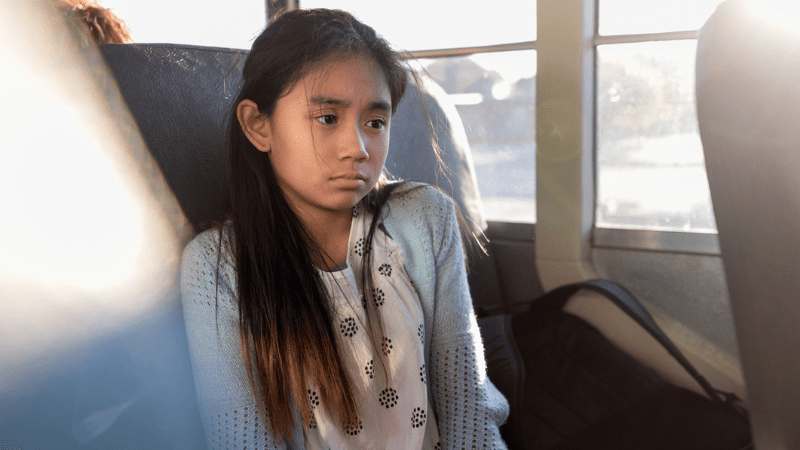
left=221, top=8, right=409, bottom=440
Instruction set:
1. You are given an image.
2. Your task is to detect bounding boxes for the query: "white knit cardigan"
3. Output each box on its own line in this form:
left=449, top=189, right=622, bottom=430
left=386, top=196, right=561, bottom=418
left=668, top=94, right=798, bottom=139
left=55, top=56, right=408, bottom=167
left=180, top=183, right=510, bottom=449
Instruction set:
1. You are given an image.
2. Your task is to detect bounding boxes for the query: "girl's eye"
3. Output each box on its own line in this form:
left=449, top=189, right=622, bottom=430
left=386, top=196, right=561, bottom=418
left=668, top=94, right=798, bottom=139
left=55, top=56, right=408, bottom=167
left=316, top=115, right=337, bottom=125
left=367, top=118, right=386, bottom=129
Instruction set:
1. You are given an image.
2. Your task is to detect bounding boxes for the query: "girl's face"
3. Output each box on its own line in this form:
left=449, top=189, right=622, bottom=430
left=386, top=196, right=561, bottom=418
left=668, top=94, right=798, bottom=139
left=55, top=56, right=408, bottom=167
left=256, top=56, right=392, bottom=222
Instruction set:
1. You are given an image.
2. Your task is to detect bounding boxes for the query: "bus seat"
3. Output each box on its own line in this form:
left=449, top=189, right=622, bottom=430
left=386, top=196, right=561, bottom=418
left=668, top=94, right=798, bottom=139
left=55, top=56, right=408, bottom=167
left=697, top=0, right=800, bottom=448
left=99, top=43, right=505, bottom=310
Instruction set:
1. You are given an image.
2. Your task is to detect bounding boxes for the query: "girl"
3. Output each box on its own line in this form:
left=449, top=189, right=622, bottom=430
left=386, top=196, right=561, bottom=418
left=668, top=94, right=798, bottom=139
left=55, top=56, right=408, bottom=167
left=180, top=8, right=509, bottom=449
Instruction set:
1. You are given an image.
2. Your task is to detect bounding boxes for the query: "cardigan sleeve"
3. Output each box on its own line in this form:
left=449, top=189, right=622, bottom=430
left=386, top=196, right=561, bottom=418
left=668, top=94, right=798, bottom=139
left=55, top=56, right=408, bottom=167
left=425, top=193, right=510, bottom=449
left=180, top=230, right=303, bottom=450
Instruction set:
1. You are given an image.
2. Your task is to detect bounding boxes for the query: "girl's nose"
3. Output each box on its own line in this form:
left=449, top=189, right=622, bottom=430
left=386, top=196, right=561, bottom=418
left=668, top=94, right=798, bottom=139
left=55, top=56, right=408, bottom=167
left=339, top=124, right=369, bottom=162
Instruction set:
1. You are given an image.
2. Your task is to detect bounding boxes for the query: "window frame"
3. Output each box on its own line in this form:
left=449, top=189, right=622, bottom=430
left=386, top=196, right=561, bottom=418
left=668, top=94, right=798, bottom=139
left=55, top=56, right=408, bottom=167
left=534, top=0, right=599, bottom=290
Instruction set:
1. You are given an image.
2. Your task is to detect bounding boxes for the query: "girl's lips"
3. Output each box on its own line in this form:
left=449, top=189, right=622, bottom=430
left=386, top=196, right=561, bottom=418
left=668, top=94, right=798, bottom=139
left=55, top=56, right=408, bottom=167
left=331, top=174, right=367, bottom=189
left=332, top=172, right=367, bottom=181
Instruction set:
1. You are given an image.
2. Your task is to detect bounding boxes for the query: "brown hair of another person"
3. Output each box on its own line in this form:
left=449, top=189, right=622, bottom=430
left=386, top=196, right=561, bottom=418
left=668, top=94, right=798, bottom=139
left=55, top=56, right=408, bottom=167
left=56, top=0, right=131, bottom=44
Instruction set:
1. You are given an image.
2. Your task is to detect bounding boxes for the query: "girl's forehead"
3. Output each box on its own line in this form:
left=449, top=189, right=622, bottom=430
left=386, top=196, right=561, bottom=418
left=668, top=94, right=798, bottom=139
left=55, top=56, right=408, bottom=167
left=294, top=56, right=390, bottom=100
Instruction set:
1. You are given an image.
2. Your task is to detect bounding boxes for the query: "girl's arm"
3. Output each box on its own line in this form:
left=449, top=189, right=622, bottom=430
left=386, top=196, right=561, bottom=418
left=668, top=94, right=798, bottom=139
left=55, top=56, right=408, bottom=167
left=180, top=231, right=301, bottom=450
left=427, top=194, right=510, bottom=449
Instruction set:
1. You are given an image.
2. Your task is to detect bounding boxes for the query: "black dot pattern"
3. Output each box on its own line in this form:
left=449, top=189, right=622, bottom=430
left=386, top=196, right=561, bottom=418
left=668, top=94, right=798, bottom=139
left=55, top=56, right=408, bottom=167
left=382, top=337, right=393, bottom=355
left=378, top=388, right=399, bottom=408
left=378, top=263, right=392, bottom=276
left=354, top=237, right=365, bottom=256
left=420, top=364, right=426, bottom=383
left=308, top=389, right=320, bottom=409
left=411, top=407, right=427, bottom=428
left=365, top=359, right=374, bottom=379
left=352, top=206, right=360, bottom=218
left=344, top=419, right=363, bottom=436
left=340, top=317, right=358, bottom=337
left=309, top=413, right=318, bottom=429
left=435, top=442, right=442, bottom=450
left=417, top=324, right=424, bottom=345
left=372, top=288, right=385, bottom=307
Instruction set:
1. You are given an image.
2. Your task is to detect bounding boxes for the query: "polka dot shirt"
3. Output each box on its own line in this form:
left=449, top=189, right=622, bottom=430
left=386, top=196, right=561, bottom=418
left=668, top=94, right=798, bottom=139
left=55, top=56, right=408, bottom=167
left=305, top=203, right=441, bottom=449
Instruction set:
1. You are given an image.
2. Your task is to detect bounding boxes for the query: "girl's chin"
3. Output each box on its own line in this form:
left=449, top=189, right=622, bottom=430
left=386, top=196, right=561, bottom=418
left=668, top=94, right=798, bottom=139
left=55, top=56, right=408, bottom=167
left=323, top=192, right=370, bottom=212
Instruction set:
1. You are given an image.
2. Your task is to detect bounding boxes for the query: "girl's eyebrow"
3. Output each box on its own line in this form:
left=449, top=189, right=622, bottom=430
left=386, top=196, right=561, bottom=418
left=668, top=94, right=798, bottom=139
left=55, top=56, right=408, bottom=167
left=309, top=96, right=391, bottom=113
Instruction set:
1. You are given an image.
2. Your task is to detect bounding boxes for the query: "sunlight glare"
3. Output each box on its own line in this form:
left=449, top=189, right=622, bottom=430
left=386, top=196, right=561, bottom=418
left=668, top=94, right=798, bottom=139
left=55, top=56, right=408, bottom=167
left=0, top=0, right=186, bottom=391
left=449, top=93, right=484, bottom=106
left=0, top=96, right=144, bottom=292
left=745, top=0, right=800, bottom=33
left=492, top=81, right=512, bottom=100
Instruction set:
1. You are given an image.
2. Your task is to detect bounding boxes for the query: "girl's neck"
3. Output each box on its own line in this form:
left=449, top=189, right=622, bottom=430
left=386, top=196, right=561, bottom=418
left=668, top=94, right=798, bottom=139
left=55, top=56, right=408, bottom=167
left=297, top=207, right=354, bottom=271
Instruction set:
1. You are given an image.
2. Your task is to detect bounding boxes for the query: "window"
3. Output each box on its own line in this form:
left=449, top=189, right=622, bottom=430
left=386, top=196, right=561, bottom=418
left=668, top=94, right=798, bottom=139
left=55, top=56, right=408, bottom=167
left=594, top=0, right=726, bottom=232
left=415, top=51, right=537, bottom=223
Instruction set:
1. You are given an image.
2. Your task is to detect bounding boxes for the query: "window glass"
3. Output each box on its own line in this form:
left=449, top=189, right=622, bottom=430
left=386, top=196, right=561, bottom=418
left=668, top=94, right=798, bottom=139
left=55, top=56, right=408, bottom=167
left=418, top=50, right=537, bottom=223
left=302, top=0, right=536, bottom=51
left=595, top=41, right=716, bottom=232
left=102, top=0, right=266, bottom=49
left=599, top=0, right=725, bottom=35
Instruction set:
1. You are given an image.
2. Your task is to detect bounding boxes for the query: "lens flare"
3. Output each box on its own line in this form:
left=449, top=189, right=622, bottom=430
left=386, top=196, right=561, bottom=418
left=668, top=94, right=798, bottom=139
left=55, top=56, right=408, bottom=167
left=0, top=0, right=188, bottom=392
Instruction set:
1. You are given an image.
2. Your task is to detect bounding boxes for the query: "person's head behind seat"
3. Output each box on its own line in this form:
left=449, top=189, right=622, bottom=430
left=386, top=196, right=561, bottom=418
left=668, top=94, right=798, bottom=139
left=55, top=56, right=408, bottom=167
left=55, top=0, right=131, bottom=45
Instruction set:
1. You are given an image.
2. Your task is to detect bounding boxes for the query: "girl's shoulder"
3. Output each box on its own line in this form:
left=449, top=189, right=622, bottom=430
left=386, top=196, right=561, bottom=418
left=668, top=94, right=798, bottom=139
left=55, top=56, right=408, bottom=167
left=181, top=223, right=238, bottom=298
left=384, top=181, right=456, bottom=213
left=382, top=181, right=458, bottom=240
left=182, top=223, right=236, bottom=273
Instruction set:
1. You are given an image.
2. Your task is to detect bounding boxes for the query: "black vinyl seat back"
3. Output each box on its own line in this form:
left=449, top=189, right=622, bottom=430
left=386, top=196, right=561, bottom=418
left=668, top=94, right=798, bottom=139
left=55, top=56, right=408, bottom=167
left=99, top=43, right=503, bottom=308
left=100, top=44, right=243, bottom=230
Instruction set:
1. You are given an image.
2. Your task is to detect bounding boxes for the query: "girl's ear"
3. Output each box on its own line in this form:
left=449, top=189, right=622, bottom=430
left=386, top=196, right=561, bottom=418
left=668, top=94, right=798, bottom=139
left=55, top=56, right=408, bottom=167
left=237, top=99, right=272, bottom=153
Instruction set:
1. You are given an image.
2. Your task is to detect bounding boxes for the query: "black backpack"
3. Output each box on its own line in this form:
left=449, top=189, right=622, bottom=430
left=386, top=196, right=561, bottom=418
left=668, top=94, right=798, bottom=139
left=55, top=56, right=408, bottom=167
left=478, top=279, right=752, bottom=450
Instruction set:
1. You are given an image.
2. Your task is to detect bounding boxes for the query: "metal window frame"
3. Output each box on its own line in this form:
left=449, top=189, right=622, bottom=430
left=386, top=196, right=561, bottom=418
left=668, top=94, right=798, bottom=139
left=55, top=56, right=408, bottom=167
left=404, top=41, right=536, bottom=59
left=594, top=30, right=698, bottom=45
left=533, top=0, right=599, bottom=289
left=593, top=227, right=720, bottom=256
